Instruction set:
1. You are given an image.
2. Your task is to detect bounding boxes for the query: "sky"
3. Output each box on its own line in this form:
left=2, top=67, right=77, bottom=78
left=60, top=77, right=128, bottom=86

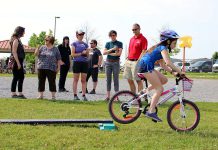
left=0, top=0, right=217, bottom=63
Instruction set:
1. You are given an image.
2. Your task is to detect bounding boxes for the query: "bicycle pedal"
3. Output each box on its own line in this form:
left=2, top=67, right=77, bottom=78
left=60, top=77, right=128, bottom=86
left=152, top=119, right=157, bottom=123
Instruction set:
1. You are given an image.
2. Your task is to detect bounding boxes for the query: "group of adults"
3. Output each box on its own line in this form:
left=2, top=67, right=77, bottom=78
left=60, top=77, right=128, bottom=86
left=9, top=23, right=147, bottom=101
left=9, top=23, right=183, bottom=121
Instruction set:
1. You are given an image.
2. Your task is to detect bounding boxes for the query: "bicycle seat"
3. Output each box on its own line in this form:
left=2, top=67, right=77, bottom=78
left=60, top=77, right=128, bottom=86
left=137, top=73, right=147, bottom=80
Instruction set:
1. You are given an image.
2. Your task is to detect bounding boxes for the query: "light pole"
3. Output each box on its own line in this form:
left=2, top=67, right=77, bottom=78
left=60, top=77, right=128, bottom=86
left=54, top=16, right=60, bottom=39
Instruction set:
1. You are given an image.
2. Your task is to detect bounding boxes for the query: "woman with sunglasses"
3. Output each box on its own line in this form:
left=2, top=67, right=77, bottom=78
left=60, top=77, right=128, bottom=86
left=138, top=30, right=184, bottom=122
left=103, top=30, right=123, bottom=101
left=71, top=29, right=89, bottom=101
left=35, top=35, right=62, bottom=100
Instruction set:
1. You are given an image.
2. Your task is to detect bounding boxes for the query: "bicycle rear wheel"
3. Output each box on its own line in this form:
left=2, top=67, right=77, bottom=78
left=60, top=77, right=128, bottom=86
left=108, top=90, right=142, bottom=124
left=167, top=99, right=200, bottom=132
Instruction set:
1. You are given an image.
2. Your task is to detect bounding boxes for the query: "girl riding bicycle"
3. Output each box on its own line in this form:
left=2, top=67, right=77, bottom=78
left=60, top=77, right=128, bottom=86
left=138, top=30, right=184, bottom=122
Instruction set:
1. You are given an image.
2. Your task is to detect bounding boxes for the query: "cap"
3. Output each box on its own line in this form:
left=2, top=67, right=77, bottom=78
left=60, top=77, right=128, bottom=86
left=76, top=29, right=85, bottom=34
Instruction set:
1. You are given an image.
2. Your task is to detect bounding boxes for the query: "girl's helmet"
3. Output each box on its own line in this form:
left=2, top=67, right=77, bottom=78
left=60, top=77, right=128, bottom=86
left=160, top=30, right=179, bottom=42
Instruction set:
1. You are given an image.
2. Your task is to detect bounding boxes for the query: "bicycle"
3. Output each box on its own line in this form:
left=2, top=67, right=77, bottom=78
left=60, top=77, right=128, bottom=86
left=108, top=73, right=200, bottom=132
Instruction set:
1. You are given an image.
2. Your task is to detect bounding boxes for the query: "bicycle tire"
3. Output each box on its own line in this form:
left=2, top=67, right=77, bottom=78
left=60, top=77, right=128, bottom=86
left=108, top=90, right=142, bottom=124
left=167, top=99, right=200, bottom=132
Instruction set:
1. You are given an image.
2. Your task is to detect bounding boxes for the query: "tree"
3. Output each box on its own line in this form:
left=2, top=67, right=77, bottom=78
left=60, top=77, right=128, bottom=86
left=80, top=23, right=102, bottom=48
left=212, top=51, right=218, bottom=60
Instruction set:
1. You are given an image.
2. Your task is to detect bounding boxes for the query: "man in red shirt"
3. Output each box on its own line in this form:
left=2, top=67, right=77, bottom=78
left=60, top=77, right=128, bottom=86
left=123, top=23, right=148, bottom=94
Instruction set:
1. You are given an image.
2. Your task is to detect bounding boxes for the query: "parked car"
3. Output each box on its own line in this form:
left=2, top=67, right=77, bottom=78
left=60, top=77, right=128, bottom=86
left=188, top=61, right=212, bottom=72
left=174, top=62, right=191, bottom=71
left=212, top=60, right=218, bottom=73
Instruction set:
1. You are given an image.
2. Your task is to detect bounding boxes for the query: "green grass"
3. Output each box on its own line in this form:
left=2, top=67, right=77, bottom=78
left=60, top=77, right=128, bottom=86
left=1, top=72, right=218, bottom=79
left=0, top=98, right=218, bottom=149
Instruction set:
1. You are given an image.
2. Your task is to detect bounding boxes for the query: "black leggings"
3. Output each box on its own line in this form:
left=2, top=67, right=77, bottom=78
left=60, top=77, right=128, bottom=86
left=86, top=67, right=99, bottom=82
left=11, top=59, right=25, bottom=92
left=38, top=69, right=57, bottom=92
left=58, top=65, right=70, bottom=90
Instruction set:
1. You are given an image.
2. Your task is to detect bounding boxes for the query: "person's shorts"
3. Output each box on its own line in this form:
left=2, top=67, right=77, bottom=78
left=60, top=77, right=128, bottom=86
left=73, top=61, right=88, bottom=73
left=123, top=60, right=140, bottom=81
left=138, top=59, right=154, bottom=73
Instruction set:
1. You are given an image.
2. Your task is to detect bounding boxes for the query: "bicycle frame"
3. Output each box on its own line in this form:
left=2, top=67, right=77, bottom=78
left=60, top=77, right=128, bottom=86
left=130, top=78, right=186, bottom=112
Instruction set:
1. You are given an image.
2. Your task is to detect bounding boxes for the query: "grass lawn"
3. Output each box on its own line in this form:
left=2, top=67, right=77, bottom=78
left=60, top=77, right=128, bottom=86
left=1, top=72, right=218, bottom=79
left=0, top=98, right=218, bottom=149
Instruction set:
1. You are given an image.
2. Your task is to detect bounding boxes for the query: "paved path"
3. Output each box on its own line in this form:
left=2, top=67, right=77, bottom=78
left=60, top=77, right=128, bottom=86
left=0, top=77, right=217, bottom=102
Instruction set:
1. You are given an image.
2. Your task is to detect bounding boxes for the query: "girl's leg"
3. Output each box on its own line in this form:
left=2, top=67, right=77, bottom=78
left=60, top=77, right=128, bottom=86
left=144, top=71, right=164, bottom=113
left=146, top=70, right=168, bottom=92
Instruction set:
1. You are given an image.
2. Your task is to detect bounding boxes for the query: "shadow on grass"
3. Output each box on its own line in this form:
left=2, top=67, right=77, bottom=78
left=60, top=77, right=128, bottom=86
left=48, top=123, right=99, bottom=129
left=31, top=99, right=108, bottom=106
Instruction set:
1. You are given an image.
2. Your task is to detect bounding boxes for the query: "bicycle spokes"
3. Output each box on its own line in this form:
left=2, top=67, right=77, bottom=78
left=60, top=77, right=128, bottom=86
left=167, top=100, right=200, bottom=131
left=108, top=91, right=142, bottom=124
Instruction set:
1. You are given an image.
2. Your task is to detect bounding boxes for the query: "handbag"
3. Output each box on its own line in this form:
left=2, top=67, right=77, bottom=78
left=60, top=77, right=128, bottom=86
left=7, top=55, right=15, bottom=69
left=7, top=40, right=15, bottom=69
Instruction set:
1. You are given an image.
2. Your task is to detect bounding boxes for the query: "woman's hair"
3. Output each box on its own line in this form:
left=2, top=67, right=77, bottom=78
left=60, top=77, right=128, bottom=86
left=159, top=38, right=177, bottom=53
left=108, top=30, right=117, bottom=36
left=62, top=36, right=70, bottom=47
left=10, top=26, right=25, bottom=43
left=46, top=35, right=55, bottom=45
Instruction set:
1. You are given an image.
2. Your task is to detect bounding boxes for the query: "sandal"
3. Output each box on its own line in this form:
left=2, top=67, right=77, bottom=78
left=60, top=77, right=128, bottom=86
left=37, top=96, right=43, bottom=100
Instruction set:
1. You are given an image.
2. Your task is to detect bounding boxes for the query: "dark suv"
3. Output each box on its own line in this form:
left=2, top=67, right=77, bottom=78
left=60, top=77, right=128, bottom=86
left=188, top=61, right=212, bottom=72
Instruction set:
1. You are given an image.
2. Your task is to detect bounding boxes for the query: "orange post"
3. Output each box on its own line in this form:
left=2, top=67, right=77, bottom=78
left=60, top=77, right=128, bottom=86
left=182, top=47, right=186, bottom=72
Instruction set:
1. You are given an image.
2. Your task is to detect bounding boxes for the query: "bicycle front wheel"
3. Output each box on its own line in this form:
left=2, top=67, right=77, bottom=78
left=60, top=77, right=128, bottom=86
left=108, top=90, right=142, bottom=124
left=167, top=99, right=200, bottom=132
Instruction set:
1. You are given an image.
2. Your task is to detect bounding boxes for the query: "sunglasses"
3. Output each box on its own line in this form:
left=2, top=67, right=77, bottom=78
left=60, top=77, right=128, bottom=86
left=132, top=28, right=139, bottom=31
left=78, top=34, right=84, bottom=36
left=90, top=43, right=94, bottom=44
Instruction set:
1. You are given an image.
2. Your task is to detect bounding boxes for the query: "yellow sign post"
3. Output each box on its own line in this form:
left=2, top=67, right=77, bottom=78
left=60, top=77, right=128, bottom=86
left=179, top=36, right=192, bottom=72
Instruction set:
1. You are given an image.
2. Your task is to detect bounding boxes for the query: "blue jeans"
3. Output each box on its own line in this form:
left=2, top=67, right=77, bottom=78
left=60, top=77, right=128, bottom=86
left=105, top=61, right=120, bottom=92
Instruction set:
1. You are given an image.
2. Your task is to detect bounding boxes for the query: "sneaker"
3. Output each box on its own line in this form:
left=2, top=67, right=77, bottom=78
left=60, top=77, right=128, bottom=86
left=105, top=97, right=110, bottom=101
left=82, top=96, right=88, bottom=101
left=11, top=95, right=18, bottom=98
left=63, top=88, right=69, bottom=92
left=59, top=88, right=69, bottom=92
left=51, top=96, right=56, bottom=100
left=17, top=95, right=27, bottom=99
left=145, top=112, right=162, bottom=122
left=74, top=95, right=80, bottom=101
left=79, top=89, right=88, bottom=94
left=89, top=89, right=96, bottom=94
left=59, top=89, right=64, bottom=92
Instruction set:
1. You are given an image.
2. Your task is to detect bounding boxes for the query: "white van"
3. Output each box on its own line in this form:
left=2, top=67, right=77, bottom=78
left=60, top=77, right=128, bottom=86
left=173, top=62, right=191, bottom=71
left=212, top=60, right=218, bottom=73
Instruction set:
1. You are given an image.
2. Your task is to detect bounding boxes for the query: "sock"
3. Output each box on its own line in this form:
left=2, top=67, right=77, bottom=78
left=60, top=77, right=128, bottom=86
left=74, top=94, right=77, bottom=97
left=82, top=95, right=85, bottom=97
